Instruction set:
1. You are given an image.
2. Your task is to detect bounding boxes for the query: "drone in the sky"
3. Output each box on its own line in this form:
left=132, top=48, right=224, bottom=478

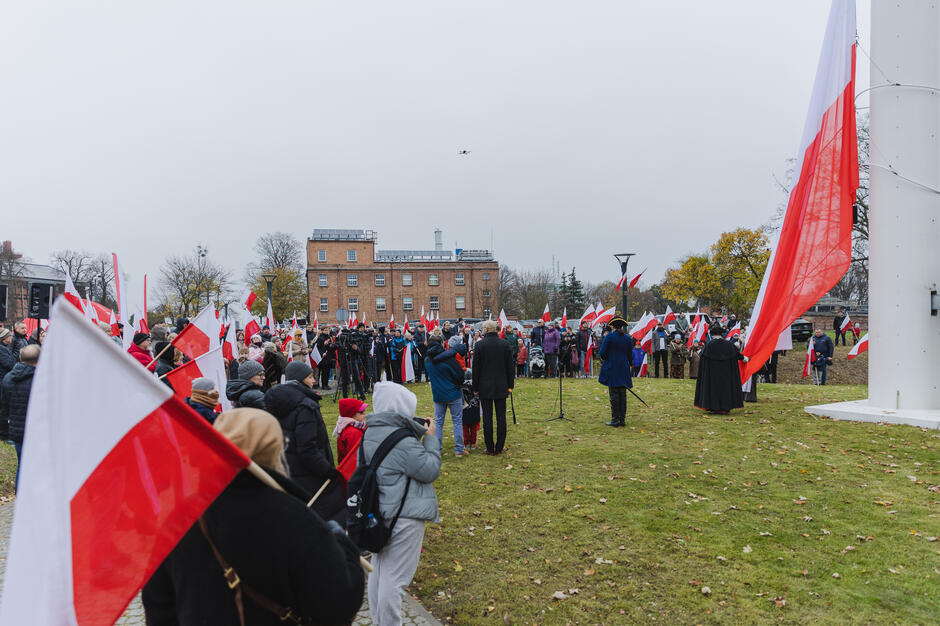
left=457, top=150, right=471, bottom=155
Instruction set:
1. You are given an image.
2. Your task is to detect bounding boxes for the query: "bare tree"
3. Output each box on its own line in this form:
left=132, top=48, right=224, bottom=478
left=514, top=269, right=555, bottom=319
left=159, top=249, right=231, bottom=317
left=252, top=232, right=304, bottom=272
left=0, top=242, right=26, bottom=283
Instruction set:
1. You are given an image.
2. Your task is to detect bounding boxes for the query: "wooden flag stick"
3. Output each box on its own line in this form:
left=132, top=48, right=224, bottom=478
left=146, top=340, right=174, bottom=370
left=306, top=479, right=331, bottom=507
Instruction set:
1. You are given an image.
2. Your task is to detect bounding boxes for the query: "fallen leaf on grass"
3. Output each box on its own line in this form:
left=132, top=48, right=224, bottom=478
left=583, top=568, right=595, bottom=576
left=771, top=596, right=786, bottom=608
left=701, top=586, right=712, bottom=595
left=759, top=532, right=773, bottom=537
left=551, top=591, right=568, bottom=601
left=742, top=545, right=753, bottom=554
left=453, top=561, right=463, bottom=572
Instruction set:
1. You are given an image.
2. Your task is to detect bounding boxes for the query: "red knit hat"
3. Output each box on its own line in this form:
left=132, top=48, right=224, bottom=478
left=338, top=398, right=368, bottom=418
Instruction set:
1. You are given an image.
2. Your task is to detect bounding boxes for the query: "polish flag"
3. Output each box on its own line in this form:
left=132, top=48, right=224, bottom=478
left=265, top=299, right=275, bottom=330
left=541, top=304, right=551, bottom=323
left=561, top=307, right=568, bottom=329
left=0, top=299, right=249, bottom=626
left=242, top=307, right=261, bottom=346
left=839, top=313, right=852, bottom=332
left=498, top=309, right=508, bottom=328
left=580, top=304, right=596, bottom=325
left=630, top=312, right=656, bottom=340
left=402, top=342, right=415, bottom=382
left=726, top=322, right=742, bottom=339
left=135, top=308, right=149, bottom=334
left=583, top=335, right=596, bottom=375
left=309, top=343, right=323, bottom=367
left=403, top=315, right=410, bottom=334
left=802, top=337, right=816, bottom=378
left=721, top=315, right=729, bottom=326
left=165, top=348, right=232, bottom=412
left=628, top=267, right=647, bottom=289
left=63, top=273, right=86, bottom=316
left=615, top=269, right=628, bottom=291
left=638, top=352, right=649, bottom=377
left=389, top=314, right=395, bottom=330
left=241, top=289, right=257, bottom=311
left=847, top=332, right=868, bottom=360
left=686, top=313, right=703, bottom=349
left=593, top=306, right=616, bottom=328
left=111, top=252, right=124, bottom=322
left=420, top=306, right=426, bottom=327
left=108, top=309, right=119, bottom=337
left=640, top=329, right=653, bottom=352
left=313, top=311, right=319, bottom=331
left=222, top=322, right=237, bottom=362
left=742, top=0, right=858, bottom=383
left=172, top=305, right=221, bottom=360
left=662, top=305, right=676, bottom=326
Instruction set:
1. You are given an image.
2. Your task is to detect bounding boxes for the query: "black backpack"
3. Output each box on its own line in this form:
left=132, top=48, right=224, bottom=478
left=346, top=427, right=415, bottom=552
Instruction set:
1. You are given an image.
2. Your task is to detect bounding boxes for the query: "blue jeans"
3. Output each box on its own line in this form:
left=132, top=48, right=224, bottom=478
left=433, top=398, right=464, bottom=454
left=12, top=441, right=22, bottom=492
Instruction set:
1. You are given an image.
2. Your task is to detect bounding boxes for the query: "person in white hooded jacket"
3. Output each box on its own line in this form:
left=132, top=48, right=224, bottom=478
left=362, top=381, right=441, bottom=626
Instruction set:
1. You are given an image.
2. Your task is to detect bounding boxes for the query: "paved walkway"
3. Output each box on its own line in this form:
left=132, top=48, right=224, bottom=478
left=0, top=500, right=439, bottom=625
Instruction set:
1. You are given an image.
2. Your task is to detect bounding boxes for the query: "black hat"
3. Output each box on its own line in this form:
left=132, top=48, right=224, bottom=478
left=133, top=332, right=150, bottom=345
left=608, top=316, right=628, bottom=329
left=285, top=361, right=313, bottom=382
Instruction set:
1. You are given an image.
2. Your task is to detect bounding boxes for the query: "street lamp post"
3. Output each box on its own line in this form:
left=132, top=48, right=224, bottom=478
left=261, top=272, right=277, bottom=325
left=613, top=253, right=635, bottom=320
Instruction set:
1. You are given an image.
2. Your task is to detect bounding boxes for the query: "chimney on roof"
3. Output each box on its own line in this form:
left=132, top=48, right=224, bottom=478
left=434, top=229, right=443, bottom=251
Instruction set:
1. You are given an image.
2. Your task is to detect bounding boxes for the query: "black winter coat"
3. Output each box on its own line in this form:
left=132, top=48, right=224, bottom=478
left=225, top=379, right=266, bottom=410
left=262, top=351, right=287, bottom=391
left=0, top=343, right=15, bottom=384
left=185, top=398, right=218, bottom=424
left=472, top=332, right=515, bottom=399
left=264, top=381, right=345, bottom=526
left=693, top=338, right=744, bottom=412
left=0, top=362, right=36, bottom=442
left=10, top=335, right=27, bottom=362
left=142, top=470, right=364, bottom=626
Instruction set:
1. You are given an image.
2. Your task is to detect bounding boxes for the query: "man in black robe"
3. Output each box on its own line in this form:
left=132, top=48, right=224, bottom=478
left=694, top=326, right=749, bottom=413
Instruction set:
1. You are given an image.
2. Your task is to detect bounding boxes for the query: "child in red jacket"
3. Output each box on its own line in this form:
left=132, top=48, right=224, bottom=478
left=334, top=398, right=368, bottom=463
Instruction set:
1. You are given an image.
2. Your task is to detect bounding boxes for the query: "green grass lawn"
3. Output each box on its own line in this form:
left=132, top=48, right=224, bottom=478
left=324, top=378, right=939, bottom=625
left=0, top=442, right=16, bottom=497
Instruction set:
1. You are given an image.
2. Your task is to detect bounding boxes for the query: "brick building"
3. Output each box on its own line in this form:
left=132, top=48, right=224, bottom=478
left=0, top=241, right=65, bottom=323
left=306, top=229, right=498, bottom=325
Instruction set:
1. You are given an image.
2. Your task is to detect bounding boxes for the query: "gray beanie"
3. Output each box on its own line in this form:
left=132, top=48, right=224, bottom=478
left=191, top=377, right=216, bottom=392
left=285, top=360, right=313, bottom=382
left=239, top=360, right=264, bottom=380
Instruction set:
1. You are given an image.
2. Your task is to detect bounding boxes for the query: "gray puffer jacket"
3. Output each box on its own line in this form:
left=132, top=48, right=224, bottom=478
left=361, top=411, right=441, bottom=523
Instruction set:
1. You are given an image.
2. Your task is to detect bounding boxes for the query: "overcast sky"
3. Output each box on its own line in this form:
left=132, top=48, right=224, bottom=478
left=1, top=1, right=871, bottom=310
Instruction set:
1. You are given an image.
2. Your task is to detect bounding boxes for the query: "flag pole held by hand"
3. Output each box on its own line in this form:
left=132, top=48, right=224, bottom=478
left=307, top=479, right=330, bottom=507
left=146, top=341, right=173, bottom=370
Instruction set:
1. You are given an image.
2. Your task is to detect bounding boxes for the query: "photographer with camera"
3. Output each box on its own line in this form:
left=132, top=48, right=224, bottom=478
left=334, top=327, right=367, bottom=400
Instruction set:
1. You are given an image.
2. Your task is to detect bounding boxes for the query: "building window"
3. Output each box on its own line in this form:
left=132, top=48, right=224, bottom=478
left=403, top=296, right=413, bottom=311
left=455, top=273, right=465, bottom=286
left=318, top=249, right=326, bottom=262
left=318, top=274, right=327, bottom=287
left=430, top=296, right=439, bottom=310
left=319, top=298, right=329, bottom=312
left=482, top=290, right=490, bottom=297
left=402, top=273, right=413, bottom=286
left=428, top=273, right=439, bottom=286
left=347, top=249, right=357, bottom=262
left=455, top=296, right=465, bottom=310
left=348, top=297, right=358, bottom=312
left=347, top=274, right=358, bottom=287
left=482, top=273, right=490, bottom=280
left=375, top=274, right=385, bottom=286
left=375, top=297, right=386, bottom=311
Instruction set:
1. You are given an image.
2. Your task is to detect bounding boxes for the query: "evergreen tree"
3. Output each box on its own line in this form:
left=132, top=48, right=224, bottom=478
left=566, top=267, right=585, bottom=313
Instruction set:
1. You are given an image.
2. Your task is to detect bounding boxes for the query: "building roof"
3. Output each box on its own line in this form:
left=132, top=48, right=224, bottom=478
left=15, top=263, right=65, bottom=283
left=376, top=250, right=454, bottom=262
left=310, top=229, right=377, bottom=241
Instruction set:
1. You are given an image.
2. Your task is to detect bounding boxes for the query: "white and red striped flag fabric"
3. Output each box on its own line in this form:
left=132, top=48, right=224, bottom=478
left=403, top=315, right=409, bottom=334
left=402, top=342, right=415, bottom=382
left=541, top=303, right=551, bottom=323
left=630, top=312, right=656, bottom=340
left=242, top=307, right=261, bottom=347
left=0, top=299, right=249, bottom=626
left=579, top=304, right=596, bottom=326
left=420, top=306, right=426, bottom=327
left=165, top=347, right=232, bottom=412
left=839, top=313, right=852, bottom=332
left=628, top=267, right=647, bottom=289
left=726, top=322, right=742, bottom=339
left=638, top=352, right=649, bottom=377
left=847, top=332, right=869, bottom=360
left=561, top=307, right=568, bottom=329
left=241, top=288, right=257, bottom=311
left=389, top=314, right=395, bottom=329
left=309, top=343, right=323, bottom=367
left=615, top=269, right=628, bottom=291
left=802, top=337, right=816, bottom=378
left=741, top=0, right=858, bottom=383
left=63, top=273, right=86, bottom=316
left=662, top=305, right=676, bottom=326
left=172, top=305, right=221, bottom=360
left=111, top=252, right=125, bottom=322
left=265, top=299, right=275, bottom=330
left=498, top=309, right=508, bottom=329
left=313, top=311, right=319, bottom=331
left=593, top=306, right=616, bottom=328
left=222, top=322, right=237, bottom=362
left=640, top=329, right=653, bottom=352
left=583, top=335, right=597, bottom=375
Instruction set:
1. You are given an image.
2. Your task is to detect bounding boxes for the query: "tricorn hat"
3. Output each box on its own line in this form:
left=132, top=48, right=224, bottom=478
left=608, top=316, right=628, bottom=329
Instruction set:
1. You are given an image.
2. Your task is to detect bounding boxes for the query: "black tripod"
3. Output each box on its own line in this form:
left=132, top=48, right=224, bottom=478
left=544, top=368, right=573, bottom=423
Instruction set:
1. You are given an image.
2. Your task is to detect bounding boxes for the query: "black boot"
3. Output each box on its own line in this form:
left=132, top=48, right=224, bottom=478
left=617, top=389, right=628, bottom=426
left=606, top=388, right=619, bottom=426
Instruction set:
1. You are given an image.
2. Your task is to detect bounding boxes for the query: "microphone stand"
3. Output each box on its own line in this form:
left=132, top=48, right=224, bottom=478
left=544, top=361, right=573, bottom=423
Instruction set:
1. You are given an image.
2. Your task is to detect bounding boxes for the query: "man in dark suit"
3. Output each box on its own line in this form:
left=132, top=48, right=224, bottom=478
left=471, top=320, right=514, bottom=455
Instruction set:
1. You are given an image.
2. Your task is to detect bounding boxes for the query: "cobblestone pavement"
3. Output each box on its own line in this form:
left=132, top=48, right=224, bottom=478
left=0, top=501, right=439, bottom=625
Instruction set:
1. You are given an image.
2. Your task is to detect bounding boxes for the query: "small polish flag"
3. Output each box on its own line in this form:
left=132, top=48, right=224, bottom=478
left=0, top=299, right=249, bottom=626
left=222, top=322, right=237, bottom=362
left=165, top=347, right=232, bottom=412
left=172, top=305, right=221, bottom=360
left=580, top=304, right=596, bottom=325
left=403, top=315, right=410, bottom=334
left=63, top=273, right=86, bottom=316
left=615, top=269, right=628, bottom=291
left=662, top=305, right=676, bottom=326
left=583, top=335, right=596, bottom=375
left=839, top=313, right=852, bottom=332
left=242, top=307, right=261, bottom=347
left=402, top=342, right=415, bottom=382
left=561, top=307, right=568, bottom=329
left=241, top=289, right=257, bottom=311
left=309, top=343, right=323, bottom=367
left=686, top=313, right=703, bottom=349
left=265, top=300, right=275, bottom=330
left=108, top=309, right=119, bottom=337
left=630, top=312, right=656, bottom=339
left=847, top=332, right=868, bottom=360
left=628, top=267, right=647, bottom=289
left=593, top=306, right=616, bottom=328
left=726, top=322, right=742, bottom=339
left=541, top=304, right=551, bottom=323
left=721, top=315, right=729, bottom=326
left=313, top=311, right=319, bottom=331
left=638, top=352, right=649, bottom=377
left=420, top=306, right=426, bottom=327
left=389, top=314, right=395, bottom=329
left=802, top=337, right=816, bottom=378
left=135, top=308, right=149, bottom=334
left=640, top=329, right=653, bottom=352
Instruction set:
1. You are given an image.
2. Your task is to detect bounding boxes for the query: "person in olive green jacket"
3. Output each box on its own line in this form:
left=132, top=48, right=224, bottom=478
left=502, top=326, right=520, bottom=363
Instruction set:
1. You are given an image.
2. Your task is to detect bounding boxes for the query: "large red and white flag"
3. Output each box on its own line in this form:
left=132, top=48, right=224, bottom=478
left=638, top=352, right=649, bottom=377
left=741, top=0, right=858, bottom=383
left=662, top=305, right=676, bottom=326
left=615, top=269, right=628, bottom=291
left=420, top=306, right=427, bottom=327
left=802, top=337, right=816, bottom=378
left=498, top=309, right=508, bottom=328
left=629, top=311, right=656, bottom=340
left=0, top=300, right=249, bottom=626
left=583, top=335, right=596, bottom=375
left=686, top=313, right=703, bottom=349
left=593, top=306, right=616, bottom=328
left=847, top=332, right=868, bottom=360
left=402, top=342, right=415, bottom=382
left=579, top=304, right=596, bottom=325
left=640, top=329, right=653, bottom=352
left=165, top=347, right=233, bottom=412
left=242, top=307, right=261, bottom=346
left=63, top=273, right=86, bottom=316
left=541, top=303, right=551, bottom=323
left=241, top=289, right=257, bottom=311
left=839, top=312, right=852, bottom=332
left=628, top=267, right=647, bottom=289
left=172, top=305, right=221, bottom=360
